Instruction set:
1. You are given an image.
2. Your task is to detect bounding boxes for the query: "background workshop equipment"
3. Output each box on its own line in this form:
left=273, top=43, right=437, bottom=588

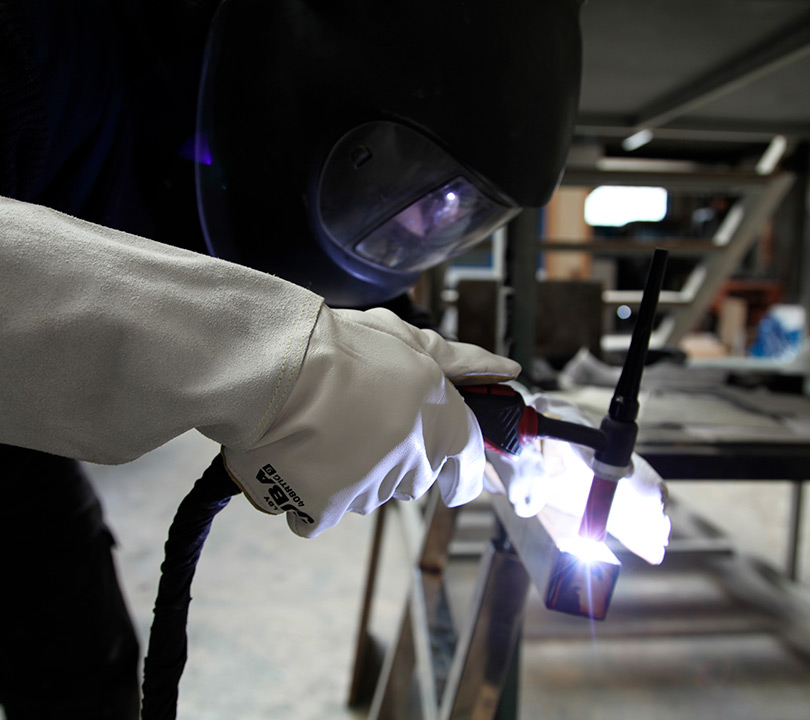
left=78, top=1, right=810, bottom=719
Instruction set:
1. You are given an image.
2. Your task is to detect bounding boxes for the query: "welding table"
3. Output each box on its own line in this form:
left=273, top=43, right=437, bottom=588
left=349, top=385, right=810, bottom=720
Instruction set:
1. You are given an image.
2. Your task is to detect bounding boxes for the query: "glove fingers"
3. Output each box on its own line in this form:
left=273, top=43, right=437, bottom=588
left=436, top=405, right=486, bottom=507
left=341, top=308, right=521, bottom=383
left=486, top=440, right=551, bottom=518
left=422, top=336, right=521, bottom=385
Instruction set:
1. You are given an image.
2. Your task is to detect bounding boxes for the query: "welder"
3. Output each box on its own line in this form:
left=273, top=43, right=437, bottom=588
left=0, top=1, right=666, bottom=718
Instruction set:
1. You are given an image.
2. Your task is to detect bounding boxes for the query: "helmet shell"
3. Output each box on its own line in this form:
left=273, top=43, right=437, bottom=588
left=197, top=0, right=582, bottom=306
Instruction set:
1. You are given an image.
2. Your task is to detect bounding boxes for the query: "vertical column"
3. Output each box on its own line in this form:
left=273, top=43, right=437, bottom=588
left=505, top=210, right=539, bottom=375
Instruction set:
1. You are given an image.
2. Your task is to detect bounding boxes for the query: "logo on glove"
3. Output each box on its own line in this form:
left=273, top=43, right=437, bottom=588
left=256, top=464, right=315, bottom=525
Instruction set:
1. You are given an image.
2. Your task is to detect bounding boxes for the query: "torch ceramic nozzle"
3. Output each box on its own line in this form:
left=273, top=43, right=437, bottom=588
left=578, top=475, right=619, bottom=542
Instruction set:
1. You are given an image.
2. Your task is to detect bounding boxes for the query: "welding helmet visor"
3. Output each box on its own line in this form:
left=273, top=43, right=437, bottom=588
left=317, top=121, right=520, bottom=278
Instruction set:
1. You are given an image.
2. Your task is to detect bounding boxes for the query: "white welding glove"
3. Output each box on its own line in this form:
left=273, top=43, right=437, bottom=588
left=223, top=307, right=520, bottom=537
left=486, top=390, right=670, bottom=564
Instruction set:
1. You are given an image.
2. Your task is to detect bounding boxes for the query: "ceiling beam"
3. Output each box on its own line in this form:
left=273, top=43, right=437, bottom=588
left=575, top=115, right=810, bottom=143
left=561, top=166, right=771, bottom=192
left=633, top=14, right=810, bottom=130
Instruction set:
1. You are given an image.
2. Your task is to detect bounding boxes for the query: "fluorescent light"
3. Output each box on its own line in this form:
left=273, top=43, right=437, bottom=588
left=756, top=135, right=787, bottom=175
left=621, top=128, right=654, bottom=152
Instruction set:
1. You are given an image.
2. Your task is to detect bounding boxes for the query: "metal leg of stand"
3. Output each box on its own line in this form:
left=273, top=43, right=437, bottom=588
left=348, top=504, right=388, bottom=708
left=366, top=499, right=531, bottom=720
left=439, top=531, right=531, bottom=720
left=494, top=629, right=523, bottom=720
left=787, top=480, right=805, bottom=581
left=368, top=588, right=420, bottom=720
left=367, top=493, right=460, bottom=720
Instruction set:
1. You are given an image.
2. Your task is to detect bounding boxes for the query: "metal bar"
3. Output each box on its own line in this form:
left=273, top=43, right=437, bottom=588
left=439, top=540, right=531, bottom=720
left=634, top=15, right=810, bottom=130
left=602, top=289, right=691, bottom=307
left=637, top=442, right=810, bottom=481
left=368, top=591, right=417, bottom=720
left=575, top=115, right=810, bottom=142
left=425, top=576, right=460, bottom=706
left=419, top=493, right=459, bottom=573
left=525, top=613, right=782, bottom=641
left=505, top=210, right=539, bottom=377
left=410, top=574, right=439, bottom=720
left=367, top=490, right=461, bottom=720
left=397, top=499, right=428, bottom=564
left=348, top=505, right=388, bottom=708
left=624, top=537, right=734, bottom=557
left=786, top=481, right=805, bottom=581
left=562, top=167, right=771, bottom=192
left=664, top=172, right=796, bottom=344
left=538, top=239, right=722, bottom=256
left=493, top=637, right=521, bottom=720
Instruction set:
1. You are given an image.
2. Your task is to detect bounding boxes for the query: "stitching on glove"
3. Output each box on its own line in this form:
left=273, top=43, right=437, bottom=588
left=232, top=295, right=320, bottom=450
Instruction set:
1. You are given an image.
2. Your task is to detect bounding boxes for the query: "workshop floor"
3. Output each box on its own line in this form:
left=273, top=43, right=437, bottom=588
left=39, top=431, right=810, bottom=719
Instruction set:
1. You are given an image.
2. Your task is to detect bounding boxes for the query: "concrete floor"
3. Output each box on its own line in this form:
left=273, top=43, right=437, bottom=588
left=86, top=431, right=372, bottom=720
left=517, top=537, right=810, bottom=720
left=58, top=431, right=810, bottom=718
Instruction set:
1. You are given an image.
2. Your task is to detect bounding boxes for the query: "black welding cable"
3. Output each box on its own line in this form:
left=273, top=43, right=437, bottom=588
left=140, top=453, right=241, bottom=720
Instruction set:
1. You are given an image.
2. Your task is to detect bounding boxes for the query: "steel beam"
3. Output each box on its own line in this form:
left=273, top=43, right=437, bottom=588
left=664, top=172, right=795, bottom=343
left=634, top=15, right=810, bottom=130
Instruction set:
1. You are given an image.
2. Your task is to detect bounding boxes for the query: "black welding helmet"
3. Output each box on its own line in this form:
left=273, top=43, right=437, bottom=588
left=196, top=0, right=582, bottom=307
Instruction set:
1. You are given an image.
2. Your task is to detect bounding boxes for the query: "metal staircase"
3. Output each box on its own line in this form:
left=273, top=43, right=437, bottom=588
left=549, top=164, right=796, bottom=350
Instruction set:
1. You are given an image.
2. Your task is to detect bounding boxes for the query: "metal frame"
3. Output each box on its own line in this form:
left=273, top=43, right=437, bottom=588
left=351, top=492, right=533, bottom=720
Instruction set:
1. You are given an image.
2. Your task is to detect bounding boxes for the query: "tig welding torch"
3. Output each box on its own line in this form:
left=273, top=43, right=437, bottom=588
left=460, top=247, right=670, bottom=545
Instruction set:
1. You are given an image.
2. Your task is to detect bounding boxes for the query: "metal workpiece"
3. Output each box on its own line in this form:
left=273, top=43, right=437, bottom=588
left=545, top=544, right=620, bottom=621
left=490, top=494, right=621, bottom=621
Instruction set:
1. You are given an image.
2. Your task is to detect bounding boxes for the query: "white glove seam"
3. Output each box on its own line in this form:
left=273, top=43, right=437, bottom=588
left=231, top=294, right=321, bottom=449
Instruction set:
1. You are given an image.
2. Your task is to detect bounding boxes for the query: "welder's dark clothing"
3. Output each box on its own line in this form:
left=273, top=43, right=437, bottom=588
left=0, top=2, right=440, bottom=717
left=0, top=1, right=214, bottom=717
left=0, top=447, right=141, bottom=720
